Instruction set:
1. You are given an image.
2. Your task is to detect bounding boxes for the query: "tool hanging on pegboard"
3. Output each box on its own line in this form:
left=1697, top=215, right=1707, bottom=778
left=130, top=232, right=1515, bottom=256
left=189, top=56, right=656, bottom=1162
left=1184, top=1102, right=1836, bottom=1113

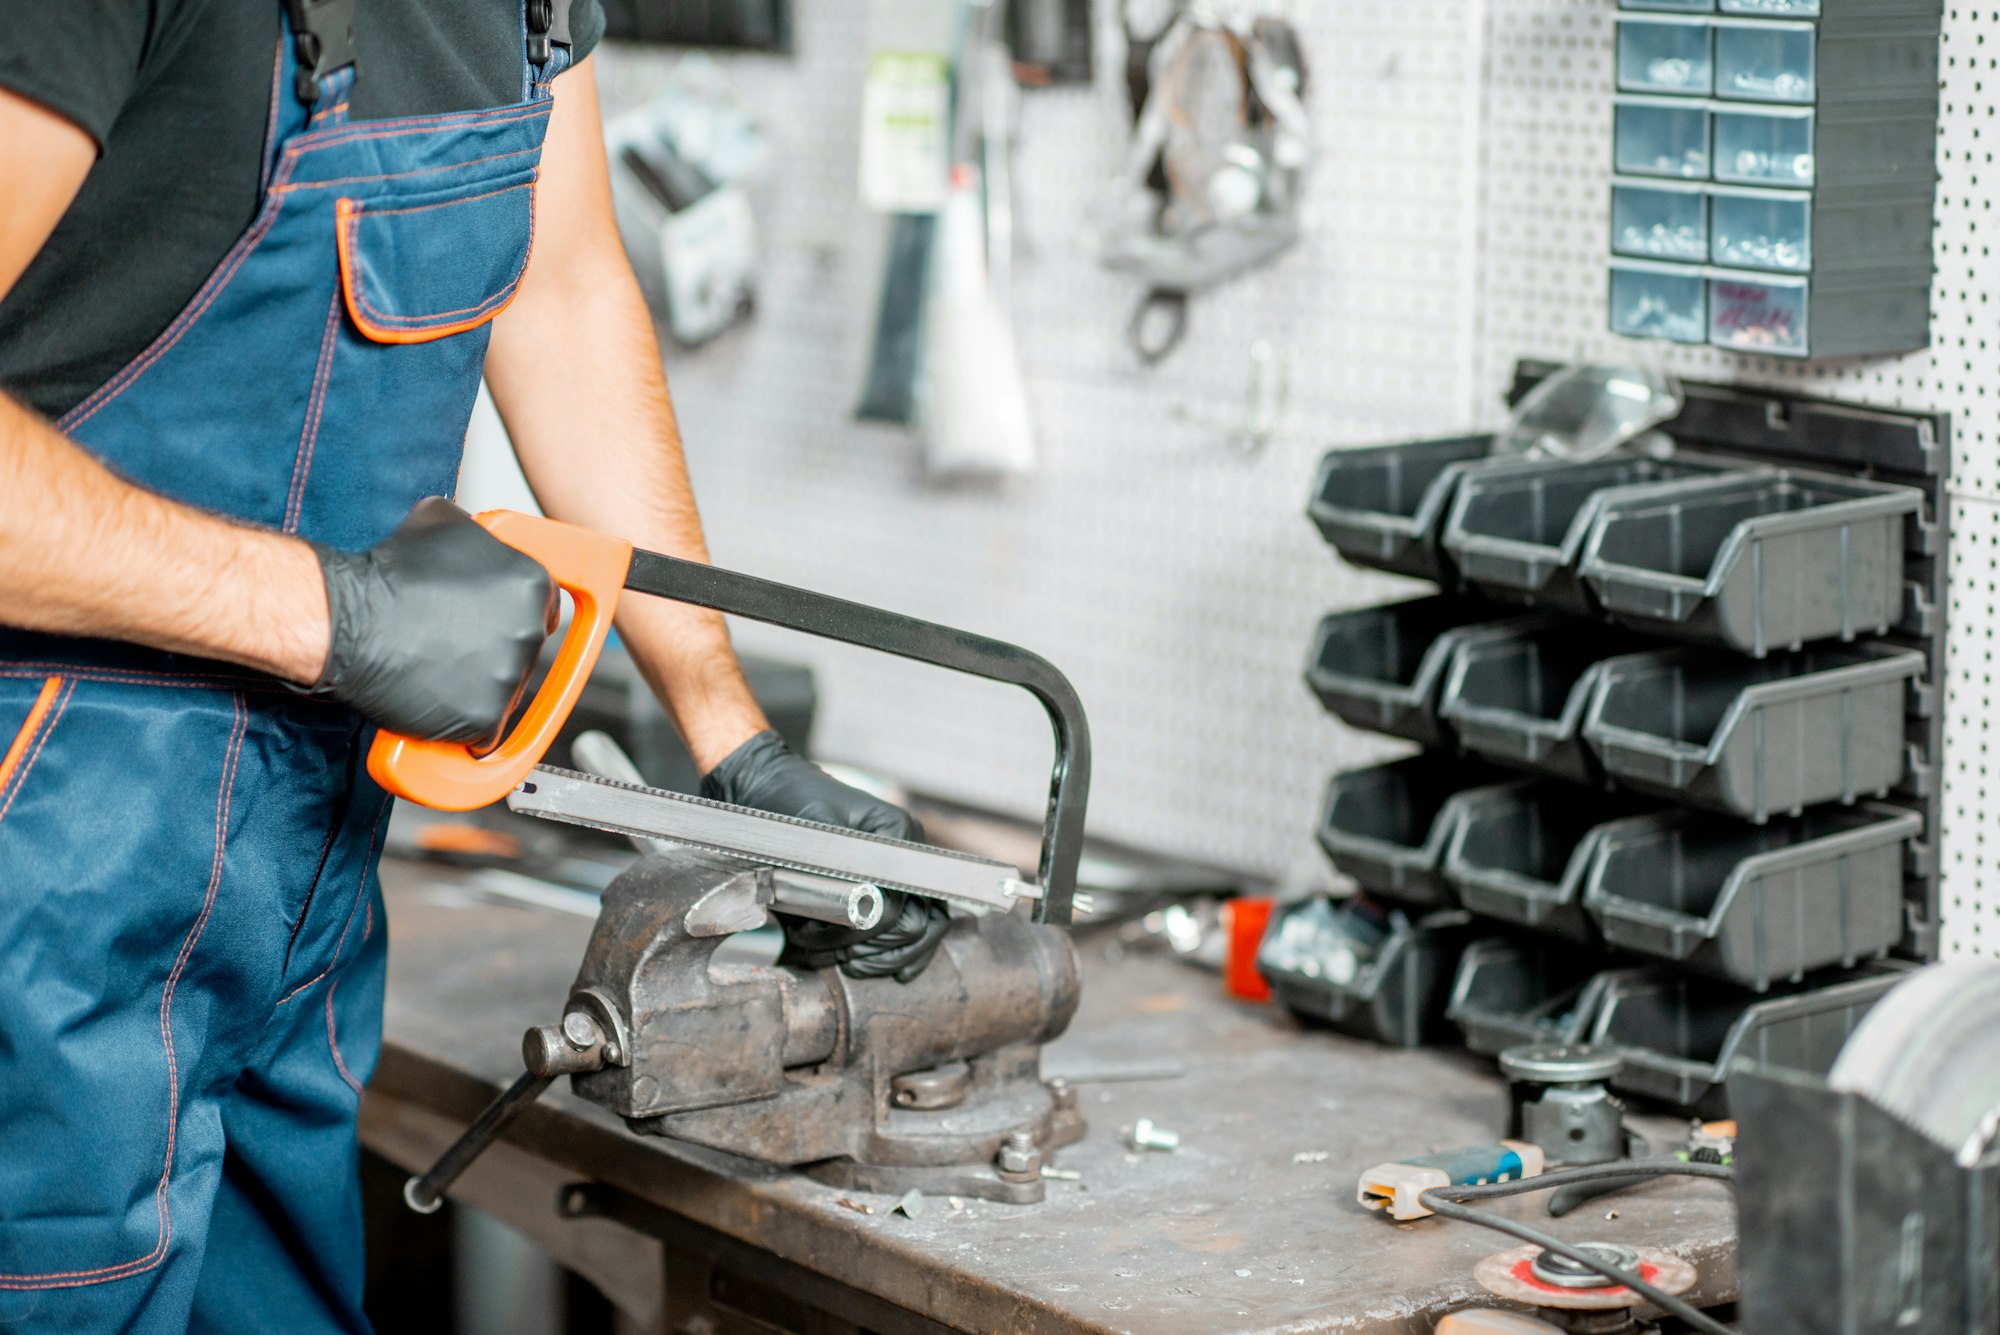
left=1102, top=0, right=1311, bottom=364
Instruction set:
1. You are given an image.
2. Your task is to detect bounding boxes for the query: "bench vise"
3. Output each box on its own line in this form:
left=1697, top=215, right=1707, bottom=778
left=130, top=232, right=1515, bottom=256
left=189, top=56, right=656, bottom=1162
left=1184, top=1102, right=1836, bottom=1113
left=383, top=513, right=1093, bottom=1212
left=536, top=850, right=1081, bottom=1201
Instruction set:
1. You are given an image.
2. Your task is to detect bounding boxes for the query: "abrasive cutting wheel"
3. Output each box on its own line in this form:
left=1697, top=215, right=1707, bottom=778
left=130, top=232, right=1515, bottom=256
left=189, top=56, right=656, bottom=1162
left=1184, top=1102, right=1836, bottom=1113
left=1468, top=1243, right=1698, bottom=1334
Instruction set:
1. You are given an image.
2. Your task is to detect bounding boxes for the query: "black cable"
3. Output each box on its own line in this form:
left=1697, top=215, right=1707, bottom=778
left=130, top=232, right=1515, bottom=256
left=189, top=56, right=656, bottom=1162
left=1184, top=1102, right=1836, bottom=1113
left=1417, top=1161, right=1736, bottom=1335
left=1445, top=1159, right=1734, bottom=1201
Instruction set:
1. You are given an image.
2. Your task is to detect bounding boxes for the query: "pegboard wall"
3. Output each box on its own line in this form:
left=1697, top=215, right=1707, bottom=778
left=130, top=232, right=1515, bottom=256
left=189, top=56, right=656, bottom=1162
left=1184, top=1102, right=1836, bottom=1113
left=590, top=2, right=1488, bottom=894
left=583, top=2, right=2000, bottom=943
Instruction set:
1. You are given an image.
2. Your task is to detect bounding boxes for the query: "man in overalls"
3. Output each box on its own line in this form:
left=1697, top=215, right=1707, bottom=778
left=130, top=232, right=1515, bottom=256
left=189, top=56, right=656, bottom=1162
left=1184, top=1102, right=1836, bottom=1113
left=0, top=3, right=943, bottom=1329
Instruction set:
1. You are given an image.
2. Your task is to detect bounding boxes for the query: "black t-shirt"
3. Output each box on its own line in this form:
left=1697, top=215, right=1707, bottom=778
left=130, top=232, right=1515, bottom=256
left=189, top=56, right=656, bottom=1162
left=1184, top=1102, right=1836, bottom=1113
left=0, top=0, right=605, bottom=421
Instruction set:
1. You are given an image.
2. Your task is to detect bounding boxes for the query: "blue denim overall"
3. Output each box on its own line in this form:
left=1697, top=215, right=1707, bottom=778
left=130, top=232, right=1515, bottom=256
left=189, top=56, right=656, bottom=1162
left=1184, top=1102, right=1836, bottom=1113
left=0, top=13, right=565, bottom=1331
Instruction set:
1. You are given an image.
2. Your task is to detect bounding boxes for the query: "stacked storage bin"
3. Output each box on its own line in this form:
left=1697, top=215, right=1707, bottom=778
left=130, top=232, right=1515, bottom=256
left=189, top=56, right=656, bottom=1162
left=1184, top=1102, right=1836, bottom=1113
left=1608, top=0, right=1941, bottom=358
left=1267, top=368, right=1942, bottom=1115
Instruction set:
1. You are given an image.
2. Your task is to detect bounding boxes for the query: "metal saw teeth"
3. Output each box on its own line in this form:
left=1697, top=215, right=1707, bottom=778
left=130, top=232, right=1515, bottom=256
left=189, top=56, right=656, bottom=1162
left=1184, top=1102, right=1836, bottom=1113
left=507, top=765, right=1029, bottom=915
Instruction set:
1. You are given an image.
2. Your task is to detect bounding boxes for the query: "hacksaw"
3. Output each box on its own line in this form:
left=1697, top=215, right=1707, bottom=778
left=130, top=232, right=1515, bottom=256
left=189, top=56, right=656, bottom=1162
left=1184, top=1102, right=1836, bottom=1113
left=364, top=511, right=1091, bottom=925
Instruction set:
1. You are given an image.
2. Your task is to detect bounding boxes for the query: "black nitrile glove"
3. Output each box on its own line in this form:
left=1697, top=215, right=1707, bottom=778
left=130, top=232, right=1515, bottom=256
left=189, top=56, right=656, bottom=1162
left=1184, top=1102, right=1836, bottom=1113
left=303, top=497, right=556, bottom=746
left=701, top=729, right=951, bottom=982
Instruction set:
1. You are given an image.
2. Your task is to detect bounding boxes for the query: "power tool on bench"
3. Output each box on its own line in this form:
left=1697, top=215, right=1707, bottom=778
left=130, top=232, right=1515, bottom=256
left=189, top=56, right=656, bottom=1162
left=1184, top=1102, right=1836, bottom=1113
left=377, top=512, right=1092, bottom=1208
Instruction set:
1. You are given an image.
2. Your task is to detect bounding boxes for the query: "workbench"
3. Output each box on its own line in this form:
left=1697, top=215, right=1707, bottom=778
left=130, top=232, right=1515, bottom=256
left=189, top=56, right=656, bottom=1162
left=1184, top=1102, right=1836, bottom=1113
left=362, top=859, right=1738, bottom=1334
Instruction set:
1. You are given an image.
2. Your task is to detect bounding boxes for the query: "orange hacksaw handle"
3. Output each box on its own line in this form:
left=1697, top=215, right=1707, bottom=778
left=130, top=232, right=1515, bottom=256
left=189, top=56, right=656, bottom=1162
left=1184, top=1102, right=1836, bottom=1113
left=366, top=510, right=633, bottom=812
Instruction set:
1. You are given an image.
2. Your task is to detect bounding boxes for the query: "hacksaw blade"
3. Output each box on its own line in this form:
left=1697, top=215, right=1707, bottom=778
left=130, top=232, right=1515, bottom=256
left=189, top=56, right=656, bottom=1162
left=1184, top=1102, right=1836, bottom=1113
left=506, top=765, right=1030, bottom=915
left=1828, top=960, right=2000, bottom=1167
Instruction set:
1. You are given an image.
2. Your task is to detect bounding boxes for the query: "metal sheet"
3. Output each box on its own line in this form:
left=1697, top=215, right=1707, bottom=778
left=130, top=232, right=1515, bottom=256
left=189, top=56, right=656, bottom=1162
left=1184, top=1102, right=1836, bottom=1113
left=507, top=765, right=1027, bottom=914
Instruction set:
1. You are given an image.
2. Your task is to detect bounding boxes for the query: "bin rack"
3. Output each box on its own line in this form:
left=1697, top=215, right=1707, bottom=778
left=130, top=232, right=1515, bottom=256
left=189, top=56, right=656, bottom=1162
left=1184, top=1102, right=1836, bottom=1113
left=1304, top=597, right=1531, bottom=747
left=1581, top=642, right=1923, bottom=821
left=1578, top=468, right=1922, bottom=655
left=1445, top=935, right=1631, bottom=1057
left=1438, top=620, right=1652, bottom=785
left=1315, top=756, right=1512, bottom=909
left=1257, top=897, right=1477, bottom=1047
left=1588, top=962, right=1908, bottom=1114
left=1508, top=359, right=1949, bottom=956
left=1307, top=435, right=1495, bottom=583
left=1441, top=450, right=1754, bottom=616
left=1442, top=782, right=1655, bottom=943
left=1583, top=803, right=1921, bottom=991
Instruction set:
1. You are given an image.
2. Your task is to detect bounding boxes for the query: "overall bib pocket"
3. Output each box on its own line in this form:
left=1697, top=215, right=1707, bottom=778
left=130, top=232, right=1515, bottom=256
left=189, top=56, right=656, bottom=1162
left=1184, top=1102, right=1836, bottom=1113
left=335, top=167, right=540, bottom=344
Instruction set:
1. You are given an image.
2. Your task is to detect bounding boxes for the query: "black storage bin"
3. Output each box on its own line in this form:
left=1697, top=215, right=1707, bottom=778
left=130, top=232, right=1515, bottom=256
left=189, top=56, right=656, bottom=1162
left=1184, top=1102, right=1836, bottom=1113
left=1443, top=781, right=1655, bottom=943
left=1579, top=469, right=1923, bottom=655
left=1583, top=804, right=1921, bottom=990
left=1445, top=935, right=1627, bottom=1057
left=1588, top=963, right=1909, bottom=1114
left=1582, top=642, right=1923, bottom=821
left=1441, top=451, right=1751, bottom=615
left=1731, top=1063, right=2000, bottom=1335
left=1315, top=756, right=1511, bottom=909
left=1259, top=897, right=1476, bottom=1048
left=1438, top=621, right=1651, bottom=785
left=1305, top=597, right=1529, bottom=747
left=1307, top=436, right=1496, bottom=583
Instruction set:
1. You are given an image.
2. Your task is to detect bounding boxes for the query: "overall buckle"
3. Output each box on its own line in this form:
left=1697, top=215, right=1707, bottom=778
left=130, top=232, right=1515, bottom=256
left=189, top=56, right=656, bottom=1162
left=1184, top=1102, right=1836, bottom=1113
left=284, top=0, right=358, bottom=104
left=527, top=0, right=573, bottom=68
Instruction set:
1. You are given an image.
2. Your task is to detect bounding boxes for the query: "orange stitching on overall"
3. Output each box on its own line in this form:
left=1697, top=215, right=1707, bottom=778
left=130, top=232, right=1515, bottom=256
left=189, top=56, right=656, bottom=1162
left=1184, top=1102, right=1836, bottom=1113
left=0, top=677, right=63, bottom=798
left=276, top=105, right=549, bottom=182
left=336, top=185, right=536, bottom=340
left=277, top=802, right=388, bottom=1006
left=285, top=290, right=346, bottom=532
left=0, top=694, right=246, bottom=1289
left=271, top=144, right=540, bottom=195
left=326, top=983, right=364, bottom=1096
left=0, top=679, right=75, bottom=825
left=348, top=177, right=534, bottom=220
left=288, top=97, right=550, bottom=147
left=58, top=197, right=290, bottom=432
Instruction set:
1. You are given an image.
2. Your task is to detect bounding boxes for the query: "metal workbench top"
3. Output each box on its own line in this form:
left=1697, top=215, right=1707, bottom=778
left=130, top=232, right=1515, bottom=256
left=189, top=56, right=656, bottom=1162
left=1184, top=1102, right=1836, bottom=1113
left=363, top=861, right=1737, bottom=1334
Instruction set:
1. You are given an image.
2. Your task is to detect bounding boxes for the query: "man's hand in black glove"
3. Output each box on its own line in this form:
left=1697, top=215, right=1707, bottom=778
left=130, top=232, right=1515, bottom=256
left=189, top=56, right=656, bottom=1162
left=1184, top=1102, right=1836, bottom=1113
left=701, top=730, right=950, bottom=983
left=302, top=497, right=556, bottom=746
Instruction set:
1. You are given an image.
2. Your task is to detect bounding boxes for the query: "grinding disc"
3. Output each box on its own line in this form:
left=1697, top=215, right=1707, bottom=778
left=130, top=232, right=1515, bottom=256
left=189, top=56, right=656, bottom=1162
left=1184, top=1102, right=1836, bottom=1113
left=1828, top=960, right=2000, bottom=1167
left=1473, top=1244, right=1698, bottom=1312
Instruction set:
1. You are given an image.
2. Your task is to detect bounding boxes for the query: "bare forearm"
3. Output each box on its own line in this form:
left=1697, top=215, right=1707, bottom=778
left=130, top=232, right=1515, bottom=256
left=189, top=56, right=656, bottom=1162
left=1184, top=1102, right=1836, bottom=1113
left=0, top=393, right=328, bottom=680
left=485, top=58, right=766, bottom=774
left=487, top=258, right=766, bottom=771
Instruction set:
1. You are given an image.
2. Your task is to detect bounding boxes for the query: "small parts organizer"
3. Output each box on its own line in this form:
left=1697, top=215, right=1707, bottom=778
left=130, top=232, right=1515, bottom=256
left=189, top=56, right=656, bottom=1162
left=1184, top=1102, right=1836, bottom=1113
left=1266, top=363, right=1949, bottom=1117
left=1608, top=0, right=1942, bottom=358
